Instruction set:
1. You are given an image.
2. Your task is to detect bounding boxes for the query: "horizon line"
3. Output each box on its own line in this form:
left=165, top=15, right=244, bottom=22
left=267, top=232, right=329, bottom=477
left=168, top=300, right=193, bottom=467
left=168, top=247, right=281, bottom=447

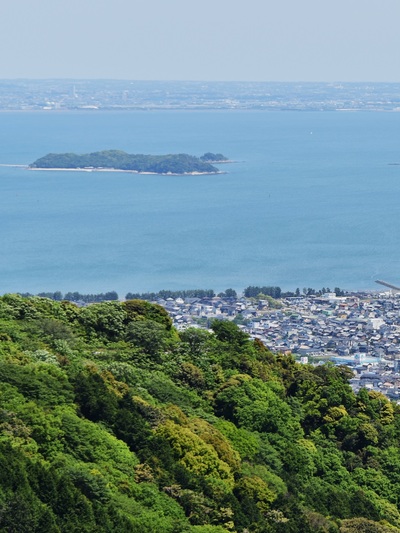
left=1, top=78, right=400, bottom=84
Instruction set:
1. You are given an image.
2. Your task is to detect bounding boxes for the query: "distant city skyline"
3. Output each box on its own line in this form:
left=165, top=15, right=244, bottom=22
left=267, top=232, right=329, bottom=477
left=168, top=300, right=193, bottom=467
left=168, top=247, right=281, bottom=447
left=1, top=80, right=400, bottom=112
left=1, top=0, right=400, bottom=82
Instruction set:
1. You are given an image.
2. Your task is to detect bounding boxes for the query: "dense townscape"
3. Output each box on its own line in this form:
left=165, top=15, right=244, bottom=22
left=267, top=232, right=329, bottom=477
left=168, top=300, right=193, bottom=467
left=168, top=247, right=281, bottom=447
left=155, top=290, right=400, bottom=400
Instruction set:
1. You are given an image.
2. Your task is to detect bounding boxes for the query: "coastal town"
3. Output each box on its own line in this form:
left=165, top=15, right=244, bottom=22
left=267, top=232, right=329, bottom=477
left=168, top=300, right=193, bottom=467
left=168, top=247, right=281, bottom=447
left=1, top=80, right=400, bottom=112
left=155, top=289, right=400, bottom=401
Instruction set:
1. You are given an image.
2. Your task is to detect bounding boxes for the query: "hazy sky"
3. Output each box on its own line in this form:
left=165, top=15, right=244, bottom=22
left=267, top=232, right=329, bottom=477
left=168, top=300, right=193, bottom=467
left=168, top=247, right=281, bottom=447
left=1, top=0, right=399, bottom=81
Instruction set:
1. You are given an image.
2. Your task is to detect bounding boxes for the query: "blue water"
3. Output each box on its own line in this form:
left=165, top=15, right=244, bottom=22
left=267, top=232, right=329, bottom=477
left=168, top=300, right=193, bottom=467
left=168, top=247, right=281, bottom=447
left=1, top=110, right=400, bottom=296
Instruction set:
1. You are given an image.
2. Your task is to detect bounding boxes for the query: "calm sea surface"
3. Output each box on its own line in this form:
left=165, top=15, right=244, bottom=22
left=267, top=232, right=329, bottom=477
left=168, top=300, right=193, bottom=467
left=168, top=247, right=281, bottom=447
left=1, top=110, right=400, bottom=296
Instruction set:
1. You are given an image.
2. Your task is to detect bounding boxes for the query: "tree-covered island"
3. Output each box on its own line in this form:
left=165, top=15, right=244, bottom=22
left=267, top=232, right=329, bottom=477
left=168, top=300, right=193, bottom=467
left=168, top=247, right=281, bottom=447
left=29, top=150, right=229, bottom=175
left=199, top=152, right=230, bottom=163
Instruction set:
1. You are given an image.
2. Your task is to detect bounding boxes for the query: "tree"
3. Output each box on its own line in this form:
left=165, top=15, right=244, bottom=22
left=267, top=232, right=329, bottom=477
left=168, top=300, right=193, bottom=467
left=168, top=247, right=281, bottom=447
left=211, top=320, right=249, bottom=348
left=79, top=302, right=127, bottom=341
left=123, top=299, right=172, bottom=330
left=218, top=288, right=237, bottom=298
left=126, top=319, right=169, bottom=360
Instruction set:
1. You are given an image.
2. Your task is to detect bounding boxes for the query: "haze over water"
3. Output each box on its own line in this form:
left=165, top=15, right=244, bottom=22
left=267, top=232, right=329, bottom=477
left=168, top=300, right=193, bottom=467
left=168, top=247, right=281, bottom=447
left=1, top=110, right=400, bottom=296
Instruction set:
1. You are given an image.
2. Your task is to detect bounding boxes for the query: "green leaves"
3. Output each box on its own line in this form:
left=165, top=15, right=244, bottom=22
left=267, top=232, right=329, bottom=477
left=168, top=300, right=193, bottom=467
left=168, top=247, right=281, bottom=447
left=126, top=320, right=169, bottom=361
left=3, top=293, right=400, bottom=531
left=155, top=420, right=235, bottom=493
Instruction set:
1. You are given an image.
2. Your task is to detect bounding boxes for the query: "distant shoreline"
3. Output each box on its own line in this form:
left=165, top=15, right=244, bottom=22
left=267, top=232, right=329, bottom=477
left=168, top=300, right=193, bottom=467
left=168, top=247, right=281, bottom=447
left=0, top=164, right=237, bottom=175
left=0, top=164, right=225, bottom=176
left=0, top=164, right=27, bottom=167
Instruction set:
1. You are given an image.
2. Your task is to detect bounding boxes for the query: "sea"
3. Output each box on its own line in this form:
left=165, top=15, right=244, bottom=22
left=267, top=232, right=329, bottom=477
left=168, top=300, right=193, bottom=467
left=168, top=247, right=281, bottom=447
left=1, top=109, right=400, bottom=297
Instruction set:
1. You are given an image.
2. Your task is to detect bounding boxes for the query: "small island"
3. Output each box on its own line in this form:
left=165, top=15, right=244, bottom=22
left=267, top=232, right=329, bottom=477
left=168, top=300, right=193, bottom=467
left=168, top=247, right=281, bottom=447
left=29, top=150, right=229, bottom=175
left=199, top=152, right=230, bottom=163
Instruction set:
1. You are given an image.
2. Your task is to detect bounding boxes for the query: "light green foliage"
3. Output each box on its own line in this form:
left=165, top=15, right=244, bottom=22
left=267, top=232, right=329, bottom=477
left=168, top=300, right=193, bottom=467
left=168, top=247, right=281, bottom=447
left=234, top=474, right=276, bottom=514
left=123, top=299, right=173, bottom=330
left=310, top=431, right=351, bottom=485
left=79, top=301, right=127, bottom=341
left=214, top=419, right=261, bottom=461
left=191, top=526, right=228, bottom=532
left=211, top=320, right=249, bottom=348
left=303, top=511, right=337, bottom=532
left=323, top=405, right=348, bottom=424
left=179, top=328, right=215, bottom=358
left=0, top=333, right=25, bottom=360
left=25, top=349, right=60, bottom=365
left=187, top=417, right=241, bottom=472
left=113, top=489, right=189, bottom=532
left=0, top=385, right=39, bottom=454
left=103, top=361, right=144, bottom=387
left=215, top=375, right=301, bottom=439
left=0, top=293, right=41, bottom=320
left=340, top=518, right=400, bottom=533
left=240, top=462, right=287, bottom=498
left=60, top=406, right=138, bottom=473
left=126, top=319, right=169, bottom=360
left=3, top=294, right=400, bottom=531
left=257, top=293, right=283, bottom=308
left=352, top=468, right=395, bottom=504
left=0, top=361, right=74, bottom=406
left=63, top=461, right=112, bottom=503
left=282, top=438, right=318, bottom=484
left=155, top=419, right=235, bottom=491
left=178, top=362, right=206, bottom=389
left=138, top=370, right=211, bottom=412
left=15, top=401, right=64, bottom=457
left=359, top=390, right=396, bottom=426
left=358, top=422, right=380, bottom=447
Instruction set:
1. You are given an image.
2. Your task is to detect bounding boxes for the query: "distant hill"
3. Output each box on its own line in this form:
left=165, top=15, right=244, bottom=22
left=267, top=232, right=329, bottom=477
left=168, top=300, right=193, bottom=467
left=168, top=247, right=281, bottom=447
left=30, top=150, right=227, bottom=174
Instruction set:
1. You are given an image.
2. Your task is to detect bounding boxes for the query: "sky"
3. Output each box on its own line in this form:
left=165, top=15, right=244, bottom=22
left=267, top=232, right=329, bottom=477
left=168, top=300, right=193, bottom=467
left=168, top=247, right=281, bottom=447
left=1, top=0, right=399, bottom=82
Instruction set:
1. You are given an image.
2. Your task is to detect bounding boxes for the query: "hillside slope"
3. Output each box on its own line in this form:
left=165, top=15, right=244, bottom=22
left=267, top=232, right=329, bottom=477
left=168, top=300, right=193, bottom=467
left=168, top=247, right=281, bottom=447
left=0, top=294, right=400, bottom=532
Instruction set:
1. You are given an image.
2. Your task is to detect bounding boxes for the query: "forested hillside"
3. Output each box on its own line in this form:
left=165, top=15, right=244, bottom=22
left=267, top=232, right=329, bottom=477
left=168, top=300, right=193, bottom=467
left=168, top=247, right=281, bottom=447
left=1, top=294, right=400, bottom=532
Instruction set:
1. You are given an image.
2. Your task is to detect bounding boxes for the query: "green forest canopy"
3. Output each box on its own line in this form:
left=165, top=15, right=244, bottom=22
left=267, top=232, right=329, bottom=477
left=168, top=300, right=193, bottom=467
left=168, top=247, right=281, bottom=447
left=29, top=150, right=228, bottom=174
left=1, top=293, right=400, bottom=532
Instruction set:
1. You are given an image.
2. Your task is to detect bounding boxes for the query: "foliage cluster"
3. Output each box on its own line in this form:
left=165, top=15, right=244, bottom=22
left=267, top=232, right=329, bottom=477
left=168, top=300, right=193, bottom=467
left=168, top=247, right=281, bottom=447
left=0, top=294, right=400, bottom=532
left=244, top=286, right=346, bottom=298
left=19, top=291, right=119, bottom=303
left=126, top=289, right=217, bottom=301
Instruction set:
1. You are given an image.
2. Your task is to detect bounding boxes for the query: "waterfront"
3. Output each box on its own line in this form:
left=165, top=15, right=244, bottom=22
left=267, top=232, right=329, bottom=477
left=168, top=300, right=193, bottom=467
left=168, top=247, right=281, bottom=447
left=1, top=110, right=400, bottom=294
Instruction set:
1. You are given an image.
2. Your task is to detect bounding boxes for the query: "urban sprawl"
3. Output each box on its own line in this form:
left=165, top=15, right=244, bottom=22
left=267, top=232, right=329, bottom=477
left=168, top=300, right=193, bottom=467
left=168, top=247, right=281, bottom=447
left=2, top=80, right=400, bottom=111
left=156, top=290, right=400, bottom=401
